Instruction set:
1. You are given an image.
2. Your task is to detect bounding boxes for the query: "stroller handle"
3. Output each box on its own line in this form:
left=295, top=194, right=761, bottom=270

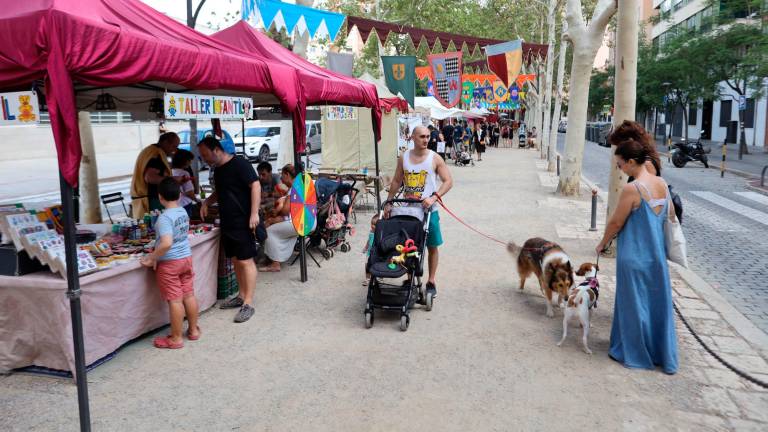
left=382, top=198, right=426, bottom=209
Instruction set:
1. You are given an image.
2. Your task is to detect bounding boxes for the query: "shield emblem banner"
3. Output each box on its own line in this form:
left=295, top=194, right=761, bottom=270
left=484, top=40, right=523, bottom=89
left=493, top=81, right=508, bottom=103
left=427, top=52, right=463, bottom=108
left=461, top=81, right=474, bottom=105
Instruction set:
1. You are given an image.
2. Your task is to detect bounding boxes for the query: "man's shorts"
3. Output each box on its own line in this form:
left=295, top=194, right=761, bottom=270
left=156, top=257, right=195, bottom=302
left=426, top=210, right=443, bottom=248
left=221, top=228, right=257, bottom=260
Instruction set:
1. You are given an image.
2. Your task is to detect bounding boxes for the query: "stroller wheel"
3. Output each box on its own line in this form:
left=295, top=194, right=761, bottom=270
left=425, top=292, right=434, bottom=312
left=321, top=249, right=331, bottom=259
left=364, top=311, right=374, bottom=329
left=340, top=243, right=351, bottom=253
left=330, top=249, right=335, bottom=258
left=399, top=314, right=410, bottom=332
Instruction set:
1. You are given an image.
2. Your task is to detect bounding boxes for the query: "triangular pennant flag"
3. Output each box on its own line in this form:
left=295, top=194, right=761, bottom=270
left=303, top=11, right=324, bottom=38
left=323, top=13, right=346, bottom=41
left=281, top=6, right=303, bottom=34
left=485, top=40, right=523, bottom=88
left=257, top=1, right=281, bottom=31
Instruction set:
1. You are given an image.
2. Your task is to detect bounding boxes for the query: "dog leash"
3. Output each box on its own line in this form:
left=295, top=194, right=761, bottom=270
left=433, top=194, right=508, bottom=246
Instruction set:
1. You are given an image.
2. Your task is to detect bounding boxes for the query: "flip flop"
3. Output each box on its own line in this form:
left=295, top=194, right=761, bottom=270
left=187, top=326, right=201, bottom=341
left=154, top=336, right=183, bottom=349
left=258, top=266, right=281, bottom=272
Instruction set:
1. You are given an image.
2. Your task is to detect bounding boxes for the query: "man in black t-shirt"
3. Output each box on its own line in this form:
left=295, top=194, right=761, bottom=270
left=441, top=122, right=455, bottom=159
left=199, top=137, right=261, bottom=323
left=427, top=125, right=439, bottom=152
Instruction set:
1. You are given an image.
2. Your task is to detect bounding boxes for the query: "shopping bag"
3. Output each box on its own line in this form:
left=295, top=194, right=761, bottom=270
left=664, top=194, right=688, bottom=268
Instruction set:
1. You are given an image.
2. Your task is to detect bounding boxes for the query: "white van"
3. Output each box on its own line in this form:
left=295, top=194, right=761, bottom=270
left=235, top=121, right=322, bottom=162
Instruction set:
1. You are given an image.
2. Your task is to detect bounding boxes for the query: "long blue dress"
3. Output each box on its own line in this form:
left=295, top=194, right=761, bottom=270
left=610, top=182, right=678, bottom=374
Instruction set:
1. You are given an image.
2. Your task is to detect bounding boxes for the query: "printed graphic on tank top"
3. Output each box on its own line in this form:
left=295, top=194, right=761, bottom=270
left=394, top=150, right=438, bottom=220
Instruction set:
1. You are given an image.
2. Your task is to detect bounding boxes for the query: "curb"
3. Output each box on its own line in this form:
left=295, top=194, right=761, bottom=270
left=746, top=184, right=768, bottom=196
left=671, top=263, right=768, bottom=358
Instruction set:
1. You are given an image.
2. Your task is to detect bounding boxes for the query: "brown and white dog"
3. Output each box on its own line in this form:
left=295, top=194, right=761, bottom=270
left=508, top=238, right=574, bottom=318
left=557, top=263, right=600, bottom=354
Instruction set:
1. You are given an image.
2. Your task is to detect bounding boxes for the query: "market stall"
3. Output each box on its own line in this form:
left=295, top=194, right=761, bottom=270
left=0, top=1, right=343, bottom=426
left=0, top=228, right=219, bottom=373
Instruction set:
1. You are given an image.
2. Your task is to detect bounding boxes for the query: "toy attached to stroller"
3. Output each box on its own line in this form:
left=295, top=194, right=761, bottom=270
left=364, top=199, right=433, bottom=331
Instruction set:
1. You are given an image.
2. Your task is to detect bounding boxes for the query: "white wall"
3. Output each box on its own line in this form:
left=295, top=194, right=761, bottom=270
left=708, top=83, right=767, bottom=147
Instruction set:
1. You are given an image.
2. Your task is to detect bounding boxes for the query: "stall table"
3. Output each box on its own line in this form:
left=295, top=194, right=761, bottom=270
left=0, top=229, right=220, bottom=373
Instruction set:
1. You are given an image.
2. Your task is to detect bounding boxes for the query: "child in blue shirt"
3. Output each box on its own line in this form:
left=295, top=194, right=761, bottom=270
left=141, top=177, right=199, bottom=349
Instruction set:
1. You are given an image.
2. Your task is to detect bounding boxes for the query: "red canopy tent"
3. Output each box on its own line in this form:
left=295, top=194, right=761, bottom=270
left=0, top=0, right=314, bottom=188
left=213, top=21, right=383, bottom=142
left=0, top=1, right=341, bottom=428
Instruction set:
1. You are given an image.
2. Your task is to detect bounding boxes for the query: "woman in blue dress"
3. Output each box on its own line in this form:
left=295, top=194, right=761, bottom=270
left=595, top=121, right=678, bottom=375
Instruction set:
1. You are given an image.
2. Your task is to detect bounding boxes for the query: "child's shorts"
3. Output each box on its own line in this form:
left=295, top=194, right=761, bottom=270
left=156, top=256, right=195, bottom=301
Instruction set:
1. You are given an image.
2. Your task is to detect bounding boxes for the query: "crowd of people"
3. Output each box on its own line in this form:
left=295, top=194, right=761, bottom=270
left=130, top=121, right=678, bottom=376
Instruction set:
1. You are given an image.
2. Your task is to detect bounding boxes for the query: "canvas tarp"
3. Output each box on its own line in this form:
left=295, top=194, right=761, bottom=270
left=321, top=108, right=398, bottom=176
left=414, top=97, right=465, bottom=120
left=0, top=0, right=309, bottom=186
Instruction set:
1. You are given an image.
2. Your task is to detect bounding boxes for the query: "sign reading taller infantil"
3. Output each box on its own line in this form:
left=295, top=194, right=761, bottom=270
left=0, top=91, right=40, bottom=125
left=164, top=93, right=253, bottom=120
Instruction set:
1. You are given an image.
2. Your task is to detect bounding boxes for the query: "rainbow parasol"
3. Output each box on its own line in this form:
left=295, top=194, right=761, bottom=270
left=289, top=172, right=318, bottom=236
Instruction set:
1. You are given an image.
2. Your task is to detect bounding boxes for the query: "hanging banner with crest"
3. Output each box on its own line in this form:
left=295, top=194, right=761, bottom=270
left=427, top=52, right=463, bottom=108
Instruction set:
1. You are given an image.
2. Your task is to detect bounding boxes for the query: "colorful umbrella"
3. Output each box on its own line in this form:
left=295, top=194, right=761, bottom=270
left=290, top=173, right=318, bottom=236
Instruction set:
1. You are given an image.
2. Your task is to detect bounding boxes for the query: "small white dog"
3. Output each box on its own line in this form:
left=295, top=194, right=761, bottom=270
left=557, top=263, right=600, bottom=354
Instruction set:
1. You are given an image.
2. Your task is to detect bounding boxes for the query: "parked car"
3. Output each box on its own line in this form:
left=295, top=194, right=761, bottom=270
left=235, top=123, right=281, bottom=162
left=177, top=129, right=236, bottom=154
left=235, top=121, right=323, bottom=162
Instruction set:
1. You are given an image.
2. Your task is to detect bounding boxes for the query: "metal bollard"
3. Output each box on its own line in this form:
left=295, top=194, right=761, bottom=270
left=556, top=155, right=560, bottom=176
left=720, top=141, right=727, bottom=178
left=547, top=146, right=550, bottom=163
left=589, top=189, right=598, bottom=231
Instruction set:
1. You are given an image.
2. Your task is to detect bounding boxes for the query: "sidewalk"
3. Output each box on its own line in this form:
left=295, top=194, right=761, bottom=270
left=655, top=137, right=768, bottom=180
left=1, top=147, right=767, bottom=430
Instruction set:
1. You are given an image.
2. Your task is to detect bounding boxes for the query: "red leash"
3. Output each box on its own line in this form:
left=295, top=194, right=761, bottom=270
left=433, top=194, right=508, bottom=246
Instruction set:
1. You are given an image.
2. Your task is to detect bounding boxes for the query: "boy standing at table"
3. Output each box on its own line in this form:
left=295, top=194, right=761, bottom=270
left=141, top=177, right=200, bottom=349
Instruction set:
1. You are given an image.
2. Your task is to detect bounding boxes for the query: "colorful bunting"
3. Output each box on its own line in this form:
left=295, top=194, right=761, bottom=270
left=243, top=0, right=346, bottom=40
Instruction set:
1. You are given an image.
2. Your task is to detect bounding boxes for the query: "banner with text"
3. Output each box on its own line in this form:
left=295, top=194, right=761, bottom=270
left=0, top=91, right=40, bottom=125
left=164, top=93, right=252, bottom=120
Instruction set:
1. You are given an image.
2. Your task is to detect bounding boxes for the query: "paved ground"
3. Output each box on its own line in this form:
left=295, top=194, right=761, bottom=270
left=560, top=135, right=768, bottom=335
left=2, top=147, right=767, bottom=431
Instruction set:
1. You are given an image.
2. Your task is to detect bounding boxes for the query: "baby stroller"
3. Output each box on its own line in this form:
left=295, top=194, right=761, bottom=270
left=364, top=199, right=433, bottom=331
left=453, top=142, right=474, bottom=167
left=310, top=177, right=357, bottom=258
left=518, top=131, right=527, bottom=148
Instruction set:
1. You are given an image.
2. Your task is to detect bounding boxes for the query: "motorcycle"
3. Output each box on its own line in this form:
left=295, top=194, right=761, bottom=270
left=671, top=136, right=711, bottom=168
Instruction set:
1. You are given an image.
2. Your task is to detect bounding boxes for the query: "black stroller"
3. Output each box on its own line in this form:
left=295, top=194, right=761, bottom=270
left=310, top=177, right=357, bottom=258
left=364, top=199, right=433, bottom=331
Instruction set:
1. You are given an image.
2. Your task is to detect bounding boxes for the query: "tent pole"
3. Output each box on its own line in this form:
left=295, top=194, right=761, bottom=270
left=373, top=114, right=382, bottom=212
left=292, top=121, right=307, bottom=282
left=241, top=118, right=246, bottom=156
left=59, top=174, right=92, bottom=432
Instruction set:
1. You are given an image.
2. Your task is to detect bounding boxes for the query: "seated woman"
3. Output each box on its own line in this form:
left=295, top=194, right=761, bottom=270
left=259, top=164, right=299, bottom=272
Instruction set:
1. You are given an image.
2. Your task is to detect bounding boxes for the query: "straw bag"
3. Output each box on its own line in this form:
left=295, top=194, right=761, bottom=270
left=664, top=191, right=688, bottom=268
left=325, top=199, right=345, bottom=231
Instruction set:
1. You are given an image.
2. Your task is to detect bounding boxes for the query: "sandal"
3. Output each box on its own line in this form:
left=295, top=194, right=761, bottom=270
left=154, top=336, right=184, bottom=349
left=258, top=266, right=281, bottom=272
left=187, top=326, right=201, bottom=341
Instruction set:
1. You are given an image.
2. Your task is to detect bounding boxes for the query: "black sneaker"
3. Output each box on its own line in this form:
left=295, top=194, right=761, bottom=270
left=234, top=304, right=255, bottom=323
left=426, top=282, right=437, bottom=298
left=220, top=296, right=244, bottom=309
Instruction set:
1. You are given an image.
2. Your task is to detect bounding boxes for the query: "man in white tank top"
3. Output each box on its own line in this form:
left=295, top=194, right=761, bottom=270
left=385, top=125, right=454, bottom=298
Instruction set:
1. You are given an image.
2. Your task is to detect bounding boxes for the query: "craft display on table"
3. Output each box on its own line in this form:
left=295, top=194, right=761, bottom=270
left=0, top=202, right=217, bottom=278
left=289, top=172, right=318, bottom=237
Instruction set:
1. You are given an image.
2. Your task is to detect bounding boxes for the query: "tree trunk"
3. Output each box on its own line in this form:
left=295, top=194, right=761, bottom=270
left=548, top=20, right=568, bottom=172
left=541, top=0, right=558, bottom=162
left=78, top=112, right=101, bottom=224
left=558, top=53, right=594, bottom=195
left=607, top=0, right=638, bottom=223
left=559, top=0, right=617, bottom=196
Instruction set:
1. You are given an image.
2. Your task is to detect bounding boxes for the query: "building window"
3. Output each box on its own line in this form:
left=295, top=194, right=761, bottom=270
left=688, top=105, right=697, bottom=125
left=719, top=100, right=732, bottom=127
left=744, top=98, right=755, bottom=128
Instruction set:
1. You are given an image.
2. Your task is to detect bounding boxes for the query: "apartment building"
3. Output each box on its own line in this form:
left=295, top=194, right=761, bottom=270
left=651, top=0, right=767, bottom=148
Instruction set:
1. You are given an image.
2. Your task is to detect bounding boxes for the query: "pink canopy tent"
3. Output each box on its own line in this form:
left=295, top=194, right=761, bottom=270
left=212, top=21, right=383, bottom=142
left=0, top=0, right=313, bottom=188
